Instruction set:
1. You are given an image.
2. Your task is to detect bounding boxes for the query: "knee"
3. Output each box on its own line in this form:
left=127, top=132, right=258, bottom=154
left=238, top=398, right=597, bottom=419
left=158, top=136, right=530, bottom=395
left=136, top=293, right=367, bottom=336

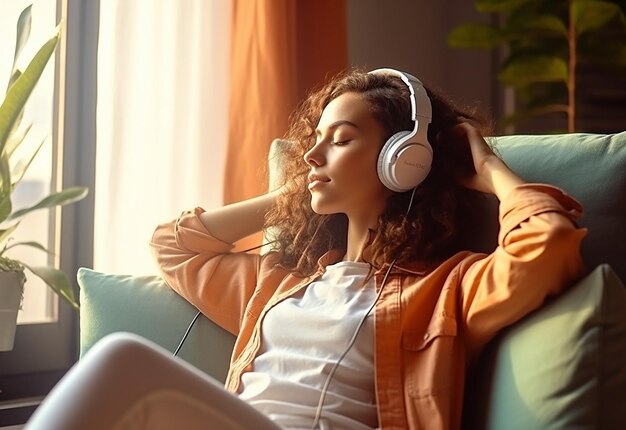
left=84, top=332, right=164, bottom=371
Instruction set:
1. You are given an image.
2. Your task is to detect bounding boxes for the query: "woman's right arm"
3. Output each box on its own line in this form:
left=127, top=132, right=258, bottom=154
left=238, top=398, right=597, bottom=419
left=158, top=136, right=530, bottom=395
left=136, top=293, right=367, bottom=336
left=150, top=189, right=282, bottom=334
left=198, top=188, right=282, bottom=244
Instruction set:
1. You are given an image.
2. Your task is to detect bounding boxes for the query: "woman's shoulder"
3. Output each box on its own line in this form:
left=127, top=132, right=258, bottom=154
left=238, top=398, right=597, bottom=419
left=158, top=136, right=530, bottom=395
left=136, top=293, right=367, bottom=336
left=390, top=250, right=487, bottom=282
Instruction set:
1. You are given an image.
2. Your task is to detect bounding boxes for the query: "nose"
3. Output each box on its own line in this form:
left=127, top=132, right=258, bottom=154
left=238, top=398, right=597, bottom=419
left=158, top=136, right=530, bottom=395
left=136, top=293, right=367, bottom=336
left=303, top=141, right=325, bottom=167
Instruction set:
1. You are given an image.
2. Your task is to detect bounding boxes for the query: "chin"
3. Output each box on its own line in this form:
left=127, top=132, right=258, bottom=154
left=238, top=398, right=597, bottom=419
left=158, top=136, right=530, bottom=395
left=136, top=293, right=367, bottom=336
left=310, top=205, right=331, bottom=215
left=310, top=198, right=338, bottom=215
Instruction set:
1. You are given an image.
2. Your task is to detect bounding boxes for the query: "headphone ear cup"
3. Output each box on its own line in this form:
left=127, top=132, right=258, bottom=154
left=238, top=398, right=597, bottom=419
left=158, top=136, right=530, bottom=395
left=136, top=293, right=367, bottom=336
left=378, top=131, right=410, bottom=191
left=378, top=131, right=432, bottom=192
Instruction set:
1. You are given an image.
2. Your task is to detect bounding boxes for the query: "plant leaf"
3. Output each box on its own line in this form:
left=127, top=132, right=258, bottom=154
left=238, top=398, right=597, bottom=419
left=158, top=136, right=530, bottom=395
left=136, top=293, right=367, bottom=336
left=3, top=94, right=25, bottom=142
left=11, top=135, right=45, bottom=186
left=11, top=5, right=32, bottom=81
left=522, top=82, right=568, bottom=108
left=0, top=154, right=12, bottom=222
left=521, top=15, right=568, bottom=37
left=7, top=70, right=22, bottom=95
left=23, top=263, right=79, bottom=310
left=506, top=6, right=569, bottom=38
left=447, top=23, right=503, bottom=49
left=4, top=240, right=51, bottom=254
left=499, top=56, right=568, bottom=87
left=4, top=123, right=32, bottom=159
left=0, top=222, right=20, bottom=257
left=6, top=186, right=88, bottom=222
left=0, top=30, right=59, bottom=155
left=573, top=0, right=622, bottom=35
left=0, top=223, right=19, bottom=252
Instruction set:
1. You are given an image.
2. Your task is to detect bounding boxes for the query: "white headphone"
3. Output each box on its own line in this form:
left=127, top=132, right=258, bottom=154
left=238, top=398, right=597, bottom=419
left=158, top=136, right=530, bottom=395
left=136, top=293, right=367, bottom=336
left=368, top=68, right=433, bottom=192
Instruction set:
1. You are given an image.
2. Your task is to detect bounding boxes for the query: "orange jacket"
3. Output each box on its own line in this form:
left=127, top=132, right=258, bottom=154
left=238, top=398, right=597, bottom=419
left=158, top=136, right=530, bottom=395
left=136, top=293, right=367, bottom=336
left=150, top=184, right=586, bottom=430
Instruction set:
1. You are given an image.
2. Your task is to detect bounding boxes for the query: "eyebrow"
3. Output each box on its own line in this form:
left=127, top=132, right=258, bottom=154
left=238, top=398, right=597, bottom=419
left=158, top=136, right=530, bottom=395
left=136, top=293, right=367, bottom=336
left=315, top=120, right=359, bottom=136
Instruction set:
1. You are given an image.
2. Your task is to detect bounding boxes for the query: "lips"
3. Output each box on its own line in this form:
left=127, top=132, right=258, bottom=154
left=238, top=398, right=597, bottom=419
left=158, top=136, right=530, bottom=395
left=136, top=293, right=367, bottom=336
left=307, top=173, right=330, bottom=190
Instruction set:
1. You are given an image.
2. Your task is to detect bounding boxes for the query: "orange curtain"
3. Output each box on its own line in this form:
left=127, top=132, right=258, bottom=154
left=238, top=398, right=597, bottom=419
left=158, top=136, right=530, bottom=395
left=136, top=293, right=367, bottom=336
left=225, top=0, right=348, bottom=250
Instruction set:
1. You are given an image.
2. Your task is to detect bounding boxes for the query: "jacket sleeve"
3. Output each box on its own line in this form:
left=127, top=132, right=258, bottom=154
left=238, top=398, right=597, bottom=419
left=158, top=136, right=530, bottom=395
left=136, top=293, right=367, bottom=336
left=459, top=184, right=587, bottom=353
left=149, top=207, right=262, bottom=335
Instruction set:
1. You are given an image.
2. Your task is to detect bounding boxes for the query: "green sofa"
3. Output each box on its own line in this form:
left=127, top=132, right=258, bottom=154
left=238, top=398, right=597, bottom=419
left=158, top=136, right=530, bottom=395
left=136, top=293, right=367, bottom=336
left=79, top=132, right=626, bottom=429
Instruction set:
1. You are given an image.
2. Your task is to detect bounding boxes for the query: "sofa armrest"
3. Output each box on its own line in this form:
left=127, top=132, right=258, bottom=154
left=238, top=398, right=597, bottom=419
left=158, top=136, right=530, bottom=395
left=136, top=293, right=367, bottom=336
left=77, top=268, right=236, bottom=382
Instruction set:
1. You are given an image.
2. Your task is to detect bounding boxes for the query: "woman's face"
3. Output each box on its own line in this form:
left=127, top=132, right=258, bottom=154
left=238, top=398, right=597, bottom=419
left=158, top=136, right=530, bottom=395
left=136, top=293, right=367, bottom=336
left=304, top=92, right=393, bottom=220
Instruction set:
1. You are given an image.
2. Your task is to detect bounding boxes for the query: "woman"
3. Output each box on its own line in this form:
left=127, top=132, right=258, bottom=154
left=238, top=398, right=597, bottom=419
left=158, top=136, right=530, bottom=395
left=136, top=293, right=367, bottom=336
left=26, top=68, right=585, bottom=430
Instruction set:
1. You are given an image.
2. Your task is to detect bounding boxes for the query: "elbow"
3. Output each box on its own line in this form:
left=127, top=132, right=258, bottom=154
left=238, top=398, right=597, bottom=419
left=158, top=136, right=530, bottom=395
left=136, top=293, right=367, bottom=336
left=149, top=220, right=190, bottom=282
left=548, top=222, right=587, bottom=289
left=503, top=216, right=587, bottom=297
left=527, top=220, right=587, bottom=295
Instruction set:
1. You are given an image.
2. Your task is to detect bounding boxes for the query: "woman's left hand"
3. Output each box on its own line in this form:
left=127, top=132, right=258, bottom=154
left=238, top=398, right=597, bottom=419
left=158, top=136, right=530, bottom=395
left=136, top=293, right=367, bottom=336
left=451, top=122, right=525, bottom=200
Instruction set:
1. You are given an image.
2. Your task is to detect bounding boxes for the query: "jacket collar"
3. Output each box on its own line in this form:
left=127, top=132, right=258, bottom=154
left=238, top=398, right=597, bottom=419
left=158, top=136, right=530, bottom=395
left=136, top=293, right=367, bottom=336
left=316, top=249, right=432, bottom=277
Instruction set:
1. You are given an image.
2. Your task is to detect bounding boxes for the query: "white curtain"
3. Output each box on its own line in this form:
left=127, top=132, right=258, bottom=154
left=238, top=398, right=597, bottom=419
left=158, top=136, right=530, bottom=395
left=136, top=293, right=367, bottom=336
left=95, top=0, right=231, bottom=274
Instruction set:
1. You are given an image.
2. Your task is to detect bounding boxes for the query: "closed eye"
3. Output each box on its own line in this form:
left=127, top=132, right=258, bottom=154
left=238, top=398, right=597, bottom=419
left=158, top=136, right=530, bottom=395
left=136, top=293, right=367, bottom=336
left=331, top=140, right=350, bottom=146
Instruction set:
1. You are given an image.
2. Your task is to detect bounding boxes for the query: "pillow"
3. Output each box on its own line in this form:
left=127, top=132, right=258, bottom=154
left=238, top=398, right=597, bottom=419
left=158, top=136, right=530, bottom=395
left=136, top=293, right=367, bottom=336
left=464, top=264, right=626, bottom=429
left=495, top=132, right=626, bottom=282
left=77, top=268, right=236, bottom=382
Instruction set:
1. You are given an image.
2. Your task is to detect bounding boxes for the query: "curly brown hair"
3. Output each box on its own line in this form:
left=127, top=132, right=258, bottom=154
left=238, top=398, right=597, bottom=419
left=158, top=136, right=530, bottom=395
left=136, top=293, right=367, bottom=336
left=264, top=68, right=491, bottom=276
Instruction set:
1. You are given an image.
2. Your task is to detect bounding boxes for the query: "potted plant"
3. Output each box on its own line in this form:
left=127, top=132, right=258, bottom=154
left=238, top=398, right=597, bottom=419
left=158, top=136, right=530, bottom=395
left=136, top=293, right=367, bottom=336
left=0, top=5, right=88, bottom=351
left=447, top=0, right=626, bottom=132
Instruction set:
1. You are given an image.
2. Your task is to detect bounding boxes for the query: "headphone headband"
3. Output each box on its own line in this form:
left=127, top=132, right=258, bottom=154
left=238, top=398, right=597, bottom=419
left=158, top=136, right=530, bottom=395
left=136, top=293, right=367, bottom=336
left=368, top=68, right=432, bottom=141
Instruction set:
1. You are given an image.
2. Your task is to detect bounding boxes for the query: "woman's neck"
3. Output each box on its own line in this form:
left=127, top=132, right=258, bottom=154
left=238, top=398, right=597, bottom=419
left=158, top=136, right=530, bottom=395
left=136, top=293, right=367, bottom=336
left=343, top=215, right=378, bottom=262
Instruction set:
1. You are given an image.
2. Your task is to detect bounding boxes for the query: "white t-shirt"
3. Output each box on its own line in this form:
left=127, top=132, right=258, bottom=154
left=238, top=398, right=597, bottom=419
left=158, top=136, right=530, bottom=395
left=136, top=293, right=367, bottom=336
left=239, top=260, right=378, bottom=430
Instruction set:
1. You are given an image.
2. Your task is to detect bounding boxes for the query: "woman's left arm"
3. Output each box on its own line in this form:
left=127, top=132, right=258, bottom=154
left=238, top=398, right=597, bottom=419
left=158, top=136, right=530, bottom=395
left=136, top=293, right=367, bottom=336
left=453, top=123, right=588, bottom=353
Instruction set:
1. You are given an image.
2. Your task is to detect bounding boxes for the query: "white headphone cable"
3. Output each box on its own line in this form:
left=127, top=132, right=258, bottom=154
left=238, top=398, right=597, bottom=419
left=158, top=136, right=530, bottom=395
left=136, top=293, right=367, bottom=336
left=310, top=257, right=396, bottom=430
left=310, top=186, right=417, bottom=429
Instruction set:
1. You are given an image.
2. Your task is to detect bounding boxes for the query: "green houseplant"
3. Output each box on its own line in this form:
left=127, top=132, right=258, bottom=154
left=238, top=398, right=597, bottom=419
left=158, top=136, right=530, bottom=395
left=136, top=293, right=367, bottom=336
left=448, top=0, right=626, bottom=131
left=0, top=5, right=87, bottom=350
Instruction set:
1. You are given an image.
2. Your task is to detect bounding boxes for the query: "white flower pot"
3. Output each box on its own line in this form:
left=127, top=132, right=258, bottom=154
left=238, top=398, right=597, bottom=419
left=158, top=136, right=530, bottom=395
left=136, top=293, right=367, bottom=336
left=0, top=271, right=23, bottom=352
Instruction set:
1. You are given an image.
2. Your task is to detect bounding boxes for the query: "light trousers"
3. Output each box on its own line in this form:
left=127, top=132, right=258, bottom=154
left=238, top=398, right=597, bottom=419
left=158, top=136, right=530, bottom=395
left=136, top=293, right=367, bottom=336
left=25, top=332, right=282, bottom=430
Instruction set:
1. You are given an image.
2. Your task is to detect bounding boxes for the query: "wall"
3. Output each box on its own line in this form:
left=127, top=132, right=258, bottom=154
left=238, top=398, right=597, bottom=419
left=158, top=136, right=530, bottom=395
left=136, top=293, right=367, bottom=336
left=346, top=0, right=503, bottom=124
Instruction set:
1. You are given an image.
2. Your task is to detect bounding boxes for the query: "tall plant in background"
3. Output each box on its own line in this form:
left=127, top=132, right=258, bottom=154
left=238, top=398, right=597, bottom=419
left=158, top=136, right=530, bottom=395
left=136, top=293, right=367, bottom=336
left=0, top=5, right=87, bottom=310
left=448, top=0, right=626, bottom=131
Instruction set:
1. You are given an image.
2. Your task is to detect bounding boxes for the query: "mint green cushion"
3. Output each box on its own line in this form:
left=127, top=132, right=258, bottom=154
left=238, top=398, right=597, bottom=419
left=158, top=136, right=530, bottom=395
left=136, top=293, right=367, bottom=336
left=77, top=268, right=236, bottom=382
left=464, top=264, right=626, bottom=429
left=466, top=132, right=626, bottom=283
